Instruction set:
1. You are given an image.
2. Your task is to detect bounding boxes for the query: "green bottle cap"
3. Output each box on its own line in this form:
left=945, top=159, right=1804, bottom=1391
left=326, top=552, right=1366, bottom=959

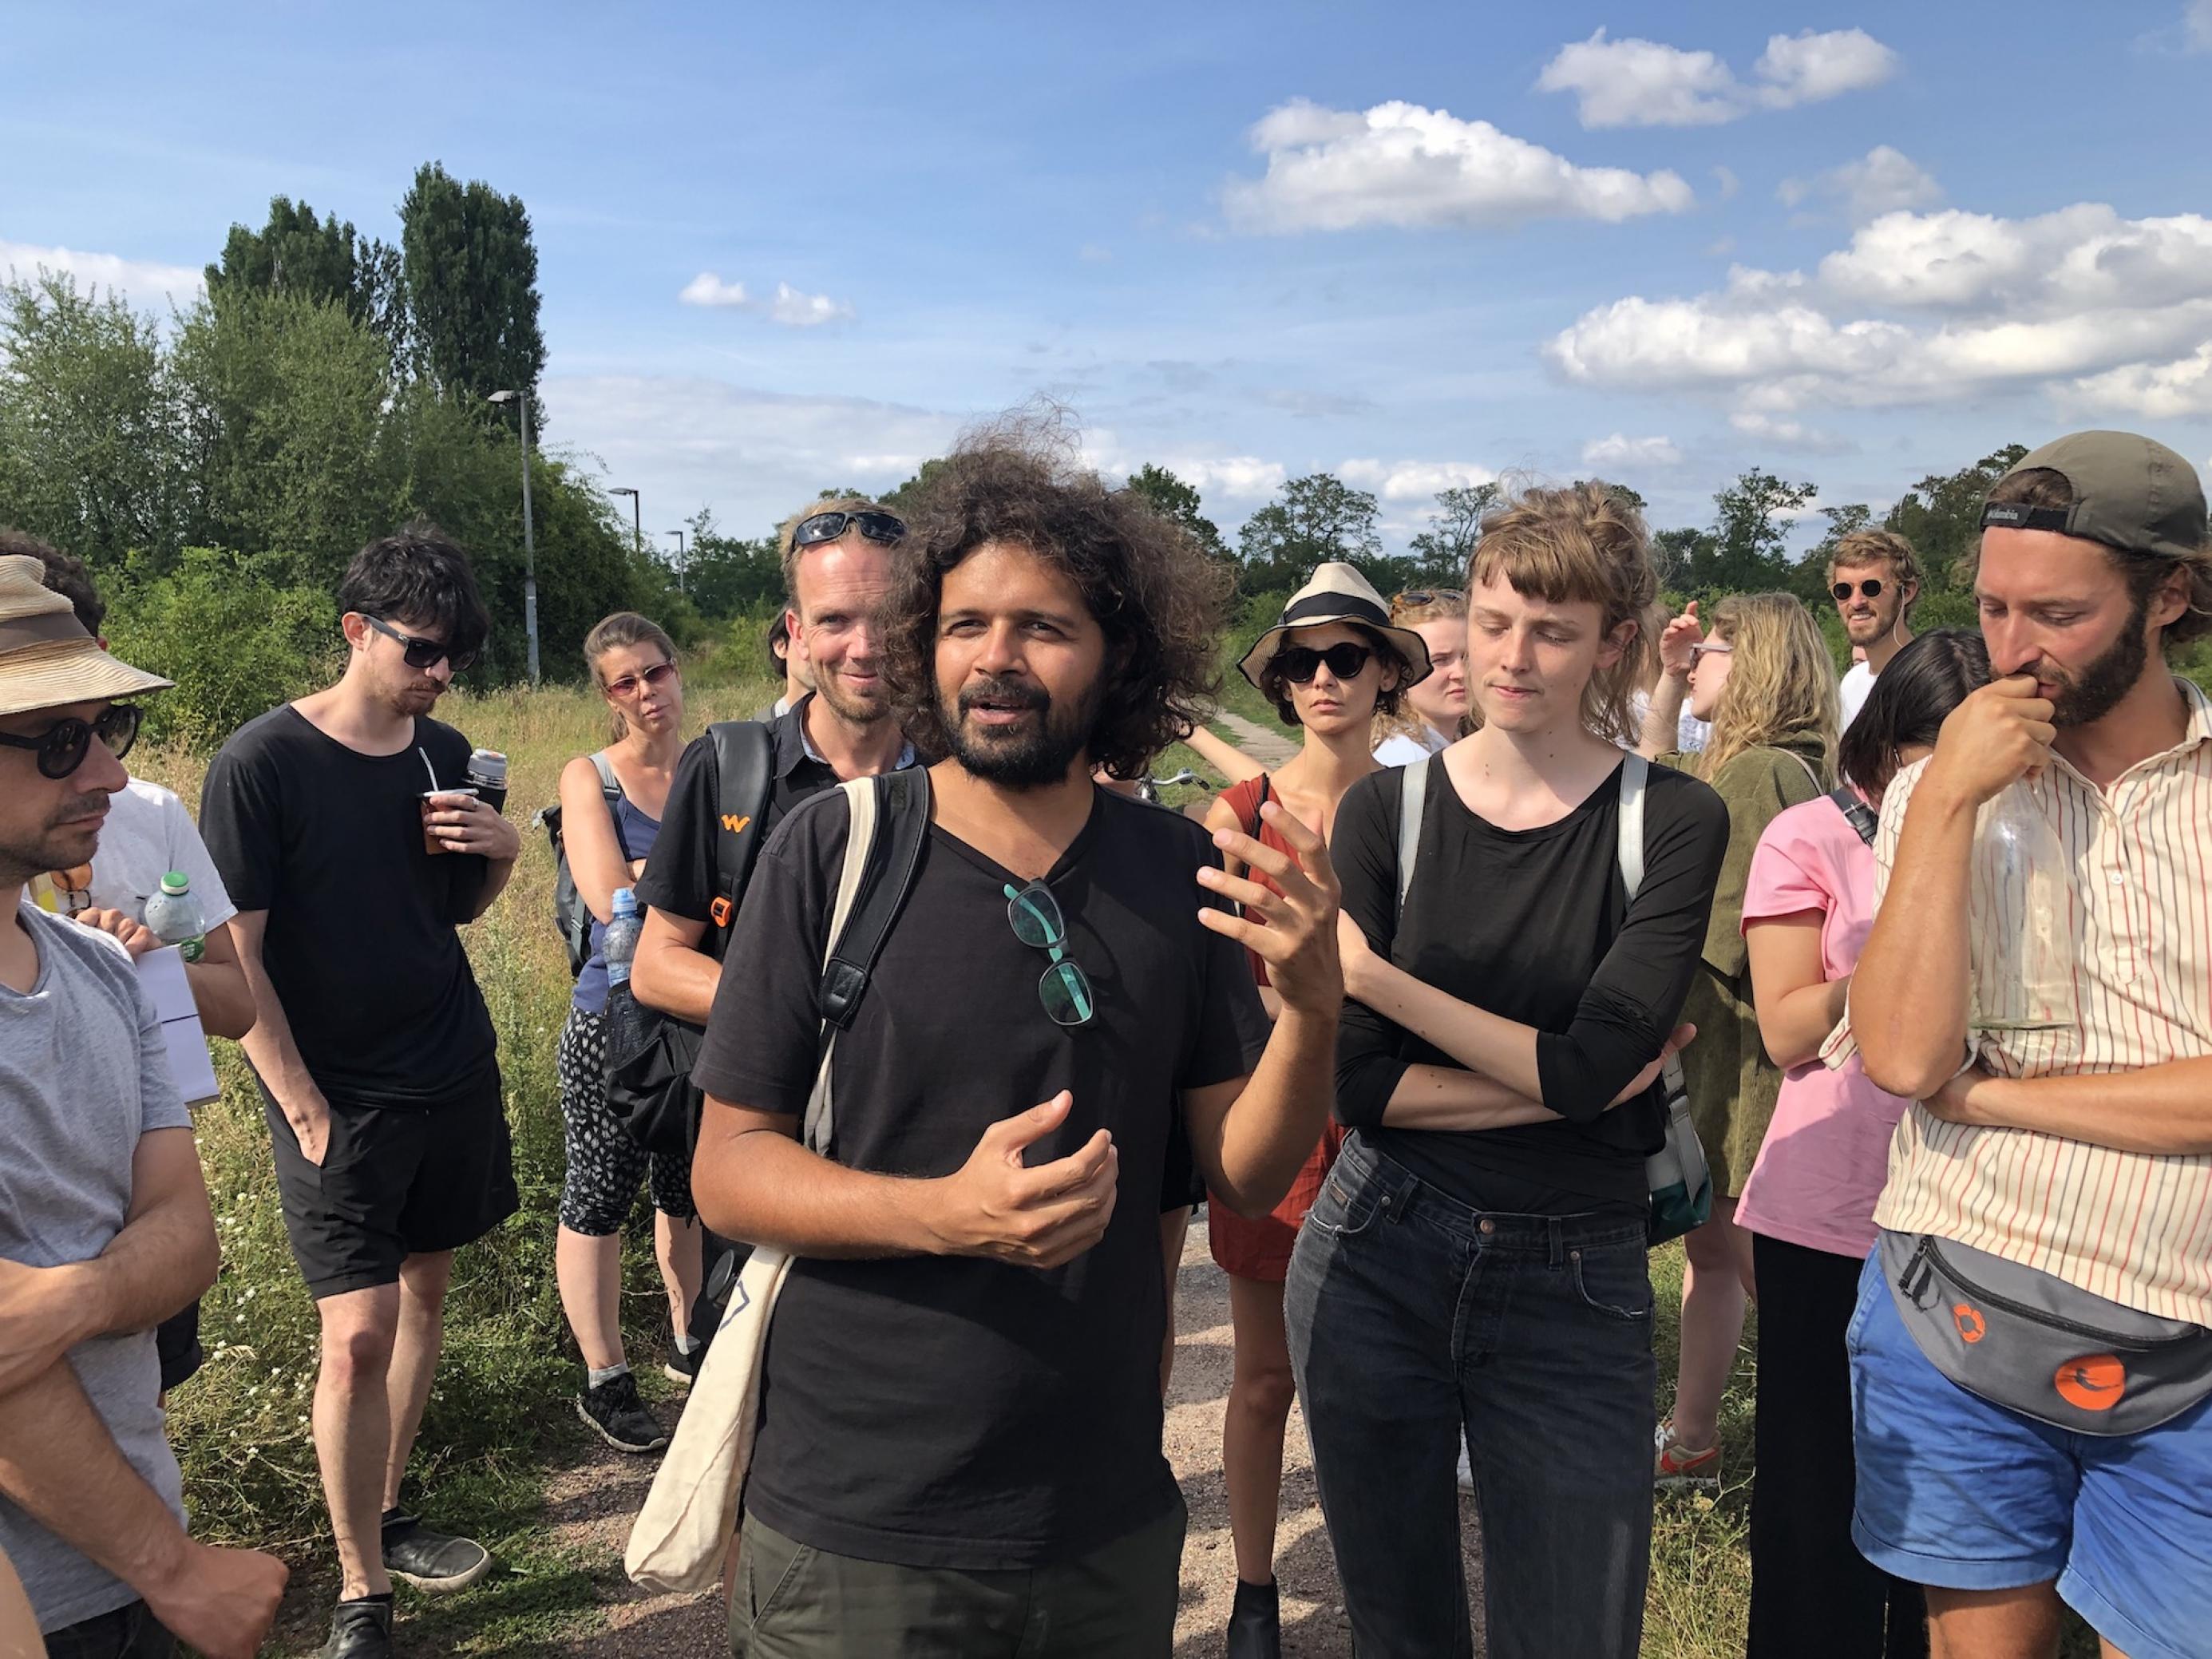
left=160, top=871, right=189, bottom=896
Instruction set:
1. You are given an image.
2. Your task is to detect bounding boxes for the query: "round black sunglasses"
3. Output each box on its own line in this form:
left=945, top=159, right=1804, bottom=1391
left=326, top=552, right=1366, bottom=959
left=1275, top=642, right=1374, bottom=683
left=0, top=703, right=142, bottom=779
left=1831, top=579, right=1886, bottom=602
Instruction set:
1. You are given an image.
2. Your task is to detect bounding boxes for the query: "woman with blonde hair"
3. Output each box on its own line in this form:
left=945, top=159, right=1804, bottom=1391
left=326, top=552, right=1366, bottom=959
left=554, top=611, right=702, bottom=1455
left=1372, top=588, right=1471, bottom=763
left=1291, top=483, right=1726, bottom=1657
left=1638, top=592, right=1838, bottom=1487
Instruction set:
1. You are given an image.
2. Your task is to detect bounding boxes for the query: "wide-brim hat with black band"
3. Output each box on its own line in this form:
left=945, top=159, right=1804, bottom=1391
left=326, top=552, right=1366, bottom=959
left=0, top=554, right=172, bottom=717
left=1981, top=430, right=2208, bottom=560
left=1237, top=561, right=1434, bottom=692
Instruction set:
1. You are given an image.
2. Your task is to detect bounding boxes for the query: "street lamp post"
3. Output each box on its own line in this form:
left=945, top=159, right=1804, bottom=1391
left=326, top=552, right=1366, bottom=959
left=609, top=487, right=641, bottom=558
left=486, top=389, right=540, bottom=686
left=665, top=529, right=687, bottom=596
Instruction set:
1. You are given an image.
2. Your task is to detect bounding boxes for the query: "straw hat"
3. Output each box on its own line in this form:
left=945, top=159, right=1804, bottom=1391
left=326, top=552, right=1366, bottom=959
left=0, top=555, right=172, bottom=717
left=1237, top=561, right=1434, bottom=692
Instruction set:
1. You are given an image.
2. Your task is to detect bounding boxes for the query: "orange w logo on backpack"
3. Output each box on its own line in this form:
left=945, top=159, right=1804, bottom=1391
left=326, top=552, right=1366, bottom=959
left=722, top=814, right=752, bottom=834
left=1953, top=1303, right=1986, bottom=1344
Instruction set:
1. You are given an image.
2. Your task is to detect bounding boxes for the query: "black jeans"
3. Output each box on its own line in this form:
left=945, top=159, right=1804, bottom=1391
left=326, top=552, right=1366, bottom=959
left=1749, top=1233, right=1927, bottom=1659
left=1285, top=1133, right=1657, bottom=1659
left=43, top=1601, right=176, bottom=1659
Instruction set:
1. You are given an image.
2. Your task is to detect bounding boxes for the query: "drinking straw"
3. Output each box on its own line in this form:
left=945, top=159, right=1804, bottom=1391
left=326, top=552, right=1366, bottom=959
left=418, top=746, right=440, bottom=793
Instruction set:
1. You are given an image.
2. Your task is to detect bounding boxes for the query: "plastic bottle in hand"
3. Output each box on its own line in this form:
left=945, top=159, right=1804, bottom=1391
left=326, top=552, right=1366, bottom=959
left=143, top=871, right=207, bottom=964
left=1969, top=780, right=2075, bottom=1052
left=604, top=887, right=643, bottom=988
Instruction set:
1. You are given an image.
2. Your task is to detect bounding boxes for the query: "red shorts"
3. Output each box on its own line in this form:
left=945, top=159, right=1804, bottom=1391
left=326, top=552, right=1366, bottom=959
left=1207, top=1121, right=1347, bottom=1283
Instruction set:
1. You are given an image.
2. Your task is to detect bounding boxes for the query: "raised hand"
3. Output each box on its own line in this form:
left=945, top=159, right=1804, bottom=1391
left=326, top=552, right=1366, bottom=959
left=1925, top=674, right=2056, bottom=807
left=1657, top=600, right=1702, bottom=680
left=1198, top=800, right=1343, bottom=1018
left=928, top=1092, right=1119, bottom=1269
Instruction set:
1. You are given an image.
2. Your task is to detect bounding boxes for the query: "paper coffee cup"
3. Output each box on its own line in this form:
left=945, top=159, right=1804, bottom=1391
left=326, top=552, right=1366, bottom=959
left=421, top=787, right=479, bottom=855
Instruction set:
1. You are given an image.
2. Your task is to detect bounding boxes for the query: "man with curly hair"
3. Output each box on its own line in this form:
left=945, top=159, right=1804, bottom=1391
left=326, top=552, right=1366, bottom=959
left=689, top=429, right=1345, bottom=1656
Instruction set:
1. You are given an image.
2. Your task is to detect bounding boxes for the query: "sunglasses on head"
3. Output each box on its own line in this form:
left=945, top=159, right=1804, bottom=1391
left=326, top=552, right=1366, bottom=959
left=0, top=703, right=141, bottom=779
left=1393, top=590, right=1441, bottom=608
left=1690, top=641, right=1733, bottom=667
left=1275, top=642, right=1374, bottom=683
left=362, top=614, right=477, bottom=674
left=1832, top=579, right=1886, bottom=602
left=793, top=509, right=906, bottom=551
left=603, top=661, right=679, bottom=699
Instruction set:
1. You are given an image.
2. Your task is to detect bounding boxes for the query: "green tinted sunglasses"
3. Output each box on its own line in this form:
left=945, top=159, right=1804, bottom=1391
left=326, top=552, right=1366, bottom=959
left=1003, top=881, right=1097, bottom=1027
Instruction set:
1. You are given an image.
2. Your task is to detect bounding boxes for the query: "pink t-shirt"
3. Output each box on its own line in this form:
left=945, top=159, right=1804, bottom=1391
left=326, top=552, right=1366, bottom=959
left=1734, top=793, right=1913, bottom=1259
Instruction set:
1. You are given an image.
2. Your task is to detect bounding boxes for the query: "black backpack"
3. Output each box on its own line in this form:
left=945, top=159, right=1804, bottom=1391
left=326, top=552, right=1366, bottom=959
left=601, top=721, right=781, bottom=1154
left=539, top=754, right=630, bottom=979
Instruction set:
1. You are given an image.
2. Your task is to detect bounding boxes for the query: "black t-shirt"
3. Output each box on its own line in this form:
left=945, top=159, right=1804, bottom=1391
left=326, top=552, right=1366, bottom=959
left=632, top=696, right=881, bottom=929
left=200, top=706, right=497, bottom=1109
left=691, top=782, right=1270, bottom=1570
left=1334, top=758, right=1727, bottom=1211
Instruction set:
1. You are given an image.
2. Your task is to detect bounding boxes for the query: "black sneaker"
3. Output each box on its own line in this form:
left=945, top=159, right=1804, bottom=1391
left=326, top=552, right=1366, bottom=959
left=578, top=1371, right=671, bottom=1453
left=663, top=1341, right=702, bottom=1388
left=319, top=1596, right=393, bottom=1658
left=380, top=1509, right=493, bottom=1593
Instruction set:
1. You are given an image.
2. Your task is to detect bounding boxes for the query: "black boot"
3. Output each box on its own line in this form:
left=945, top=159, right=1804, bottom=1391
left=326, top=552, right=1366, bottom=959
left=1226, top=1577, right=1280, bottom=1659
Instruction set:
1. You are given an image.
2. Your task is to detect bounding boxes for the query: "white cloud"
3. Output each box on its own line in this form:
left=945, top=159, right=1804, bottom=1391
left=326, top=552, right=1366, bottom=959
left=1536, top=27, right=1896, bottom=129
left=1222, top=97, right=1693, bottom=233
left=1167, top=456, right=1288, bottom=499
left=2189, top=1, right=2212, bottom=52
left=1581, top=434, right=1681, bottom=469
left=1780, top=146, right=1942, bottom=221
left=0, top=239, right=203, bottom=305
left=1713, top=165, right=1741, bottom=200
left=678, top=272, right=853, bottom=326
left=1545, top=202, right=2212, bottom=418
left=1339, top=458, right=1498, bottom=501
left=2072, top=342, right=2212, bottom=418
left=1729, top=412, right=1856, bottom=455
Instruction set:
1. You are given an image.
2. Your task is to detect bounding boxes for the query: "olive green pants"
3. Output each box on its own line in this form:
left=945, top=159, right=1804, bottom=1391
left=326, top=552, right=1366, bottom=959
left=729, top=1499, right=1187, bottom=1658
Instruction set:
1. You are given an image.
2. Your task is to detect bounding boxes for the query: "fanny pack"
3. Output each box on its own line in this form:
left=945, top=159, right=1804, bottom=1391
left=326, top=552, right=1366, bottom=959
left=1879, top=1229, right=2212, bottom=1436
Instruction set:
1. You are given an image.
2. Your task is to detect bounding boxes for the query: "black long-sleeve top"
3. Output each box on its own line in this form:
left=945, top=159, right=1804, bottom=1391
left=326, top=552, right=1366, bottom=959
left=1334, top=758, right=1728, bottom=1211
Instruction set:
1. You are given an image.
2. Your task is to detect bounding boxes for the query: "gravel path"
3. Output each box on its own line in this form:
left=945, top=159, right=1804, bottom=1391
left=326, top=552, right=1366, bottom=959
left=550, top=1217, right=1483, bottom=1656
left=1209, top=711, right=1301, bottom=769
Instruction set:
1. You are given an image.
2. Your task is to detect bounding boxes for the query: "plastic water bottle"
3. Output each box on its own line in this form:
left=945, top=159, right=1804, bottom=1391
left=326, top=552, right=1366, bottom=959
left=603, top=887, right=643, bottom=988
left=143, top=871, right=206, bottom=964
left=1968, top=779, right=2077, bottom=1061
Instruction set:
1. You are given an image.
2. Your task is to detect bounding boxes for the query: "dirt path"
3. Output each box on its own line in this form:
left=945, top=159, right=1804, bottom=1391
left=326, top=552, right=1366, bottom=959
left=1209, top=711, right=1301, bottom=770
left=546, top=1218, right=1482, bottom=1656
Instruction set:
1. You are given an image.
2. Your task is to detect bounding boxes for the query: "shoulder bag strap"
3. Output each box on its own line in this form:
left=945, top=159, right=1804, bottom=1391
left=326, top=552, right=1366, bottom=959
left=589, top=750, right=633, bottom=863
left=1616, top=752, right=1649, bottom=901
left=1829, top=786, right=1880, bottom=848
left=1394, top=755, right=1430, bottom=923
left=706, top=721, right=778, bottom=957
left=804, top=768, right=932, bottom=1154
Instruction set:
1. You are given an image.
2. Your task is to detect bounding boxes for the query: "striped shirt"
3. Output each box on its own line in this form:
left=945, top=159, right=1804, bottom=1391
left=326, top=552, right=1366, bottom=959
left=1866, top=677, right=2212, bottom=1323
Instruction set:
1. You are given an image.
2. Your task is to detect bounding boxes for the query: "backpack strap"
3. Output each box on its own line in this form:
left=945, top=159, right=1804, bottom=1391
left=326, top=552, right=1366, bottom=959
left=803, top=768, right=931, bottom=1154
left=1616, top=753, right=1648, bottom=901
left=1395, top=756, right=1430, bottom=921
left=1830, top=786, right=1880, bottom=848
left=589, top=750, right=633, bottom=864
left=705, top=721, right=778, bottom=957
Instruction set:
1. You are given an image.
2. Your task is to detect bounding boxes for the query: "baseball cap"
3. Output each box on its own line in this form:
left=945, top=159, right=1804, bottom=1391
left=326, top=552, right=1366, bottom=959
left=1981, top=431, right=2209, bottom=560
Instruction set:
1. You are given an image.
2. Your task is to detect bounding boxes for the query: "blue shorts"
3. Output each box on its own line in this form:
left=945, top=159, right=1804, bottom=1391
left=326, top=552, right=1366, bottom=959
left=1848, top=1247, right=2212, bottom=1659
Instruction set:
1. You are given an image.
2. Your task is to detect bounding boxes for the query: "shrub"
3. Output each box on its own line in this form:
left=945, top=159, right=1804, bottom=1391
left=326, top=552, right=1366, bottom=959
left=104, top=547, right=338, bottom=750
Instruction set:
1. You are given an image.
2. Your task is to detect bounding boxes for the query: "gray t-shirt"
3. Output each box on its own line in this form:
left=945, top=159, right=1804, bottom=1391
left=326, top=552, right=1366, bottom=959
left=0, top=901, right=192, bottom=1632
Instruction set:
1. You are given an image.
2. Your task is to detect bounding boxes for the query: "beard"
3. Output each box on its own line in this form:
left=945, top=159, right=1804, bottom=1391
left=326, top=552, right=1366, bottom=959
left=942, top=674, right=1100, bottom=790
left=1843, top=596, right=1901, bottom=646
left=0, top=794, right=109, bottom=885
left=2044, top=595, right=2151, bottom=729
left=812, top=661, right=886, bottom=727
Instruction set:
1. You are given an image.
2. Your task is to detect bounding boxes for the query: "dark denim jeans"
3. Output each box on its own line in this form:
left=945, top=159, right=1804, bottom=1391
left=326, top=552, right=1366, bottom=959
left=42, top=1601, right=176, bottom=1659
left=1285, top=1132, right=1657, bottom=1659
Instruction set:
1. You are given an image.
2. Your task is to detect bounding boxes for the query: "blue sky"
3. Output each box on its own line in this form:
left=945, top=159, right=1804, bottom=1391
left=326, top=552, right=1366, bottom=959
left=8, top=2, right=2212, bottom=555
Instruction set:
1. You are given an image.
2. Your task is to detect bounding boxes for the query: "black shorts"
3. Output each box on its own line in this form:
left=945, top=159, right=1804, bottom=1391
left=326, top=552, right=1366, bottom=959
left=263, top=1076, right=519, bottom=1300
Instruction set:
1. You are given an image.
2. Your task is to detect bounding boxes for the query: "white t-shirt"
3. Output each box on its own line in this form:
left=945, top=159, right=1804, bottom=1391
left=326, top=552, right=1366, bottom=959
left=85, top=778, right=238, bottom=930
left=1372, top=726, right=1451, bottom=767
left=1838, top=661, right=1875, bottom=733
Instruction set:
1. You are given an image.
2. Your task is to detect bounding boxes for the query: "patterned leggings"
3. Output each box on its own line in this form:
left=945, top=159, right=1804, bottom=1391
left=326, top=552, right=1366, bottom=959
left=556, top=1008, right=697, bottom=1235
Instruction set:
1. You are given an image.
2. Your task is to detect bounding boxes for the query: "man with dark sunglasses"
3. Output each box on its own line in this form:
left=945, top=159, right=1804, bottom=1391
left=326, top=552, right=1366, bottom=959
left=200, top=525, right=520, bottom=1659
left=1830, top=529, right=1921, bottom=731
left=0, top=552, right=290, bottom=1658
left=688, top=433, right=1341, bottom=1657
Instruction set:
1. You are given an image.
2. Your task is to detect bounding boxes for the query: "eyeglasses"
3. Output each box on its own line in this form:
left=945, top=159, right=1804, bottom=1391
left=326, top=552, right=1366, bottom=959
left=603, top=661, right=679, bottom=699
left=1831, top=580, right=1886, bottom=602
left=362, top=614, right=477, bottom=674
left=793, top=510, right=906, bottom=551
left=1003, top=881, right=1096, bottom=1027
left=1689, top=642, right=1733, bottom=667
left=1275, top=643, right=1374, bottom=683
left=1393, top=590, right=1441, bottom=608
left=0, top=703, right=141, bottom=779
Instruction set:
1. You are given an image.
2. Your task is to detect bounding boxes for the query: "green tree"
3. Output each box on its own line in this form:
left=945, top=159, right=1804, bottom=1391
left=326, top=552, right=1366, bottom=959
left=399, top=162, right=547, bottom=412
left=881, top=459, right=949, bottom=515
left=1407, top=482, right=1499, bottom=584
left=0, top=274, right=191, bottom=571
left=204, top=196, right=405, bottom=348
left=1237, top=473, right=1383, bottom=596
left=1123, top=464, right=1229, bottom=561
left=1685, top=467, right=1818, bottom=593
left=683, top=508, right=784, bottom=620
left=1886, top=444, right=2028, bottom=588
